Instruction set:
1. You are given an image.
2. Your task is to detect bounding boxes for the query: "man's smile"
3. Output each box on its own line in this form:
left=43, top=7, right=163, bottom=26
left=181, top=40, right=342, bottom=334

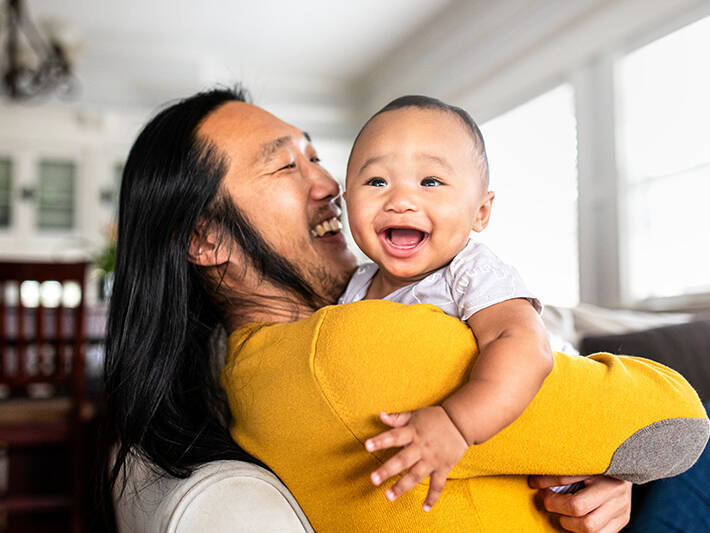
left=310, top=216, right=343, bottom=237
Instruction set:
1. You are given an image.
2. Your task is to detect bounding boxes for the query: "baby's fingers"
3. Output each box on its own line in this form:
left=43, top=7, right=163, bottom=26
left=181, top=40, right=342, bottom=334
left=380, top=410, right=412, bottom=428
left=365, top=426, right=412, bottom=453
left=422, top=470, right=448, bottom=511
left=371, top=446, right=420, bottom=486
left=385, top=461, right=432, bottom=502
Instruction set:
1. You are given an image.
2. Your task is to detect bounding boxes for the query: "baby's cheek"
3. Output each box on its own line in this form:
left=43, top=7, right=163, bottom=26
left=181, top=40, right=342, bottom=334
left=346, top=204, right=370, bottom=238
left=348, top=222, right=371, bottom=253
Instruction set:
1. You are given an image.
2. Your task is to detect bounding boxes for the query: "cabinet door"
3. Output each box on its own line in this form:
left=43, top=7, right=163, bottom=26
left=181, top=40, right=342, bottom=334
left=36, top=160, right=77, bottom=231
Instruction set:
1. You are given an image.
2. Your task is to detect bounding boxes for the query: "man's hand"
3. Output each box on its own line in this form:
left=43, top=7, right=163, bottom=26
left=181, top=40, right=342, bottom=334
left=365, top=407, right=468, bottom=511
left=529, top=475, right=632, bottom=533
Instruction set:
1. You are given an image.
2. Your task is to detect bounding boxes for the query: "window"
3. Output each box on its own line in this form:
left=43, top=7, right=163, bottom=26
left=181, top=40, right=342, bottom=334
left=37, top=160, right=76, bottom=230
left=0, top=158, right=11, bottom=228
left=617, top=15, right=710, bottom=301
left=479, top=84, right=579, bottom=306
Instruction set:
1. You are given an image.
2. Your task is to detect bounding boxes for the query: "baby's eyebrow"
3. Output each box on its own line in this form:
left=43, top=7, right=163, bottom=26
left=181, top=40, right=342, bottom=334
left=414, top=152, right=453, bottom=172
left=358, top=154, right=387, bottom=174
left=357, top=152, right=454, bottom=174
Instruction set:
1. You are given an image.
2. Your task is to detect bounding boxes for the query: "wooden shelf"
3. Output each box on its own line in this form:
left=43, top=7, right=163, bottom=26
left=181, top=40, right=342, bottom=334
left=0, top=495, right=72, bottom=513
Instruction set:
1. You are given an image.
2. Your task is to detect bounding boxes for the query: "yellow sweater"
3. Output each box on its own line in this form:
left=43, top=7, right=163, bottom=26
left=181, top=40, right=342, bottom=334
left=221, top=301, right=708, bottom=532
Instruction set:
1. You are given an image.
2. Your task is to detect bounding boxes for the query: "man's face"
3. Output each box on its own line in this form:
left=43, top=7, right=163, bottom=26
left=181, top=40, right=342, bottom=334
left=198, top=101, right=357, bottom=302
left=345, top=107, right=491, bottom=282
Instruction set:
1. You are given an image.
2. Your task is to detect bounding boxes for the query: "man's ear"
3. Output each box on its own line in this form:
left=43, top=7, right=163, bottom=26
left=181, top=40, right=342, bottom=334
left=188, top=224, right=232, bottom=267
left=472, top=191, right=495, bottom=233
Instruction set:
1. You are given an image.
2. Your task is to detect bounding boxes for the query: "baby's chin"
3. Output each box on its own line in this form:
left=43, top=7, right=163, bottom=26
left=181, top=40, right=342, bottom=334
left=376, top=259, right=438, bottom=284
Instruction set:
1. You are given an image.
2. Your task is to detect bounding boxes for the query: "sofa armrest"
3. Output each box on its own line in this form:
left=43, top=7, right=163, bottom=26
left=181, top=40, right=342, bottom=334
left=115, top=458, right=314, bottom=533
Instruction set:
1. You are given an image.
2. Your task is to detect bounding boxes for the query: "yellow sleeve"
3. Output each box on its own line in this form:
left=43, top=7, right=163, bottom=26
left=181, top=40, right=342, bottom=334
left=313, top=301, right=709, bottom=482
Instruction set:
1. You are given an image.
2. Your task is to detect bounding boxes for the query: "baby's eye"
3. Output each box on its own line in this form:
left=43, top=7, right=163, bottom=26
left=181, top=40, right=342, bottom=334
left=366, top=177, right=387, bottom=187
left=310, top=156, right=321, bottom=163
left=421, top=176, right=443, bottom=187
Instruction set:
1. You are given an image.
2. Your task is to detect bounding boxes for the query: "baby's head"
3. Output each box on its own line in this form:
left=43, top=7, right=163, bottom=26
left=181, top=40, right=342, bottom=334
left=345, top=95, right=494, bottom=282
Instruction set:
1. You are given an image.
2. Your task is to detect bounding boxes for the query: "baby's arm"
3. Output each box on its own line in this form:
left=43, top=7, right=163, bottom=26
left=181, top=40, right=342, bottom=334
left=442, top=297, right=553, bottom=445
left=366, top=298, right=553, bottom=509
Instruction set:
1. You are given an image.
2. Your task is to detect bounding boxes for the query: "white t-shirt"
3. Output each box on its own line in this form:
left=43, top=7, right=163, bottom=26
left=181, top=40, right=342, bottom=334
left=339, top=239, right=541, bottom=320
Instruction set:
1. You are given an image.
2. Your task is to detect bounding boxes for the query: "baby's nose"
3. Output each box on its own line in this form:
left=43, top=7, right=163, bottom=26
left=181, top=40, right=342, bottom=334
left=384, top=189, right=418, bottom=213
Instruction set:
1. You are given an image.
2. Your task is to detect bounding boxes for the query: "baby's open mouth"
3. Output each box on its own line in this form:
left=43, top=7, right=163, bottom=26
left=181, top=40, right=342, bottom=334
left=379, top=227, right=429, bottom=258
left=385, top=228, right=427, bottom=248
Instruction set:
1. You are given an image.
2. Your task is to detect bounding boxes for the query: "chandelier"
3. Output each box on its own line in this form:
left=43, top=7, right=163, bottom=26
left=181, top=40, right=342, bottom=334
left=0, top=0, right=79, bottom=100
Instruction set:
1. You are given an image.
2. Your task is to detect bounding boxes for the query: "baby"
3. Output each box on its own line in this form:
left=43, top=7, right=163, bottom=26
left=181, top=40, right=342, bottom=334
left=340, top=95, right=554, bottom=510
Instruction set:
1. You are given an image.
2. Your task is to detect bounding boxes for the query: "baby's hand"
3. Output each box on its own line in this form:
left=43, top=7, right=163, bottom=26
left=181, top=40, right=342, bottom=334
left=365, top=406, right=468, bottom=511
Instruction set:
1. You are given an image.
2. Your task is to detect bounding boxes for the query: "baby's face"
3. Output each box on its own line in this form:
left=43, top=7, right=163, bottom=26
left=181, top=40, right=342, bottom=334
left=345, top=107, right=492, bottom=282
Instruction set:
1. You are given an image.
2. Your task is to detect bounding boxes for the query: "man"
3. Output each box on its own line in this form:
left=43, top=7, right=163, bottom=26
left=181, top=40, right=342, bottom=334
left=106, top=87, right=703, bottom=532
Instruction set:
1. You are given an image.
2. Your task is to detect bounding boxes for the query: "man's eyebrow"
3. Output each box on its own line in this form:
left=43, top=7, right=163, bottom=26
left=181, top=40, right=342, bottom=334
left=257, top=132, right=313, bottom=164
left=415, top=152, right=453, bottom=172
left=258, top=136, right=292, bottom=164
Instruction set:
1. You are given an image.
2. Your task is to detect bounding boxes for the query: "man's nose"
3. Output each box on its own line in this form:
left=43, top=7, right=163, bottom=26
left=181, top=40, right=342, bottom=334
left=384, top=185, right=418, bottom=213
left=308, top=164, right=341, bottom=202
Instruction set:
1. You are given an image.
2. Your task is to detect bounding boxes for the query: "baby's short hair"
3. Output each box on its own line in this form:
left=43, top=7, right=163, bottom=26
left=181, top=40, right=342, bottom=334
left=350, top=95, right=489, bottom=187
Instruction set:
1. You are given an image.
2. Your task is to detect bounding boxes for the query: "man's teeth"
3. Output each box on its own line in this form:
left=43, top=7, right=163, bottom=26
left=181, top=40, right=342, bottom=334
left=311, top=217, right=343, bottom=237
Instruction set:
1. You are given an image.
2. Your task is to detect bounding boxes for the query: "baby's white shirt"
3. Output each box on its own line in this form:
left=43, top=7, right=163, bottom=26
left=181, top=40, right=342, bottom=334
left=338, top=239, right=542, bottom=320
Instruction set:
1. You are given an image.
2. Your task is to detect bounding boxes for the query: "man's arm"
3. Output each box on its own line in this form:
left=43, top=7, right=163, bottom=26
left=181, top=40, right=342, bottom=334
left=313, top=301, right=709, bottom=482
left=447, top=351, right=709, bottom=481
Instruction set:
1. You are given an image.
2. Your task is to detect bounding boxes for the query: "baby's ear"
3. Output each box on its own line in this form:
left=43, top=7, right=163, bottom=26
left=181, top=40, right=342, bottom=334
left=471, top=191, right=495, bottom=233
left=188, top=222, right=232, bottom=267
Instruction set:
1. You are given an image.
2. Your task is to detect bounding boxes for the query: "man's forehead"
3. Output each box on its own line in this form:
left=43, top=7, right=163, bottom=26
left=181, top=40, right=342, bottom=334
left=198, top=101, right=300, bottom=150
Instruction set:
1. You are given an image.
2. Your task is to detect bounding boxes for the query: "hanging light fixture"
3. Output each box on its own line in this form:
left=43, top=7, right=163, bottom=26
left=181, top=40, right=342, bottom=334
left=0, top=0, right=79, bottom=100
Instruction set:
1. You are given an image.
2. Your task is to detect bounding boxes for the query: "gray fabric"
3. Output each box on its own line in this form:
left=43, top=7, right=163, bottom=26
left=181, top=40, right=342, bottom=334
left=604, top=417, right=710, bottom=484
left=581, top=320, right=710, bottom=402
left=338, top=239, right=541, bottom=319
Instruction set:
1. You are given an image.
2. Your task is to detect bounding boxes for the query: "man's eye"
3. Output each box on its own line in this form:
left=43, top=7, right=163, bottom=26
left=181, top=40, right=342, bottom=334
left=279, top=162, right=296, bottom=171
left=366, top=177, right=387, bottom=187
left=421, top=176, right=443, bottom=187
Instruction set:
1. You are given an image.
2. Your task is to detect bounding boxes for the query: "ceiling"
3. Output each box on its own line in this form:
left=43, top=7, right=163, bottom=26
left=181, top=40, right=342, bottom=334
left=23, top=0, right=452, bottom=112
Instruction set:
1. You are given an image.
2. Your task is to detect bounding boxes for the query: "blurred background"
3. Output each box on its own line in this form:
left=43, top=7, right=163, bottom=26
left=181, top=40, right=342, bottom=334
left=0, top=0, right=708, bottom=531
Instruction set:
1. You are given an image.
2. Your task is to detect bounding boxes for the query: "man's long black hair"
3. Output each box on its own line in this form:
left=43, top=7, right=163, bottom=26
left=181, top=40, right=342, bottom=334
left=102, top=86, right=325, bottom=500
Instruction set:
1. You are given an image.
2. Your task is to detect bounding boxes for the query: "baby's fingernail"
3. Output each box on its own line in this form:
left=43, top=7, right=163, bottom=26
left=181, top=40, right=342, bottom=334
left=385, top=489, right=396, bottom=501
left=371, top=473, right=381, bottom=485
left=365, top=440, right=374, bottom=451
left=423, top=504, right=431, bottom=512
